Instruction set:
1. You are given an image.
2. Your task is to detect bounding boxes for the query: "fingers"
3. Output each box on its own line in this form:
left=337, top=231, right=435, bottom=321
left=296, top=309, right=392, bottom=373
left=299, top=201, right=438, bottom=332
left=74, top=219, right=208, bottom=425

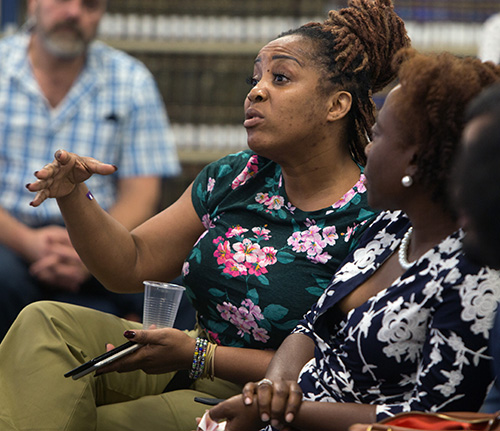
left=254, top=379, right=302, bottom=428
left=242, top=382, right=258, bottom=405
left=122, top=328, right=165, bottom=345
left=256, top=379, right=273, bottom=422
left=281, top=381, right=302, bottom=424
left=29, top=188, right=51, bottom=207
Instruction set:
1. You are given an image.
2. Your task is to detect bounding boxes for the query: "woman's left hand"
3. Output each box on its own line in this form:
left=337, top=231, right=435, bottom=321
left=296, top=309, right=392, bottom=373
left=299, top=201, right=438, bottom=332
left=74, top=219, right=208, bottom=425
left=241, top=378, right=303, bottom=429
left=95, top=328, right=196, bottom=375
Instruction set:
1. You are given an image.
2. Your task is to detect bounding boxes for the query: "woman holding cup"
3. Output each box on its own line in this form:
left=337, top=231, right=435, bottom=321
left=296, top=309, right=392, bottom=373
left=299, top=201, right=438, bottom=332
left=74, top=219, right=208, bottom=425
left=1, top=1, right=409, bottom=430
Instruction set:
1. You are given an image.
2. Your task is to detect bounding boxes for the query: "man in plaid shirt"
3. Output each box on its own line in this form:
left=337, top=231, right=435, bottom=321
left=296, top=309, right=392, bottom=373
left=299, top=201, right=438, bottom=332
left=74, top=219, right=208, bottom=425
left=0, top=0, right=180, bottom=338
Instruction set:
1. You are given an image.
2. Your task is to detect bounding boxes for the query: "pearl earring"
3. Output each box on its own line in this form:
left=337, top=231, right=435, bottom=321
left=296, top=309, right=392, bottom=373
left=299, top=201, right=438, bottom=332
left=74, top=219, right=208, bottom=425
left=401, top=175, right=413, bottom=187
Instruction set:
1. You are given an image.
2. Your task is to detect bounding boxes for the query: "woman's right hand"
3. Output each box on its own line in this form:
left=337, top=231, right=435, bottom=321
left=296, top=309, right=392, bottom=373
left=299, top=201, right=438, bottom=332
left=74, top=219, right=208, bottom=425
left=94, top=327, right=197, bottom=375
left=26, top=149, right=117, bottom=207
left=241, top=377, right=303, bottom=429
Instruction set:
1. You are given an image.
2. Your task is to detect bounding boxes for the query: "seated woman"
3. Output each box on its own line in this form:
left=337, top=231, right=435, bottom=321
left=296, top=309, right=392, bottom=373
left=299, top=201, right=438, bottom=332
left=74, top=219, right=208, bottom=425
left=0, top=1, right=410, bottom=431
left=206, top=50, right=500, bottom=431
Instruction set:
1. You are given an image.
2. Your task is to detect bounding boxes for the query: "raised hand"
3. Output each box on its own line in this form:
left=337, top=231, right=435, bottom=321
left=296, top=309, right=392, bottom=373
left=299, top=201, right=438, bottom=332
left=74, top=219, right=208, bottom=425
left=26, top=149, right=117, bottom=207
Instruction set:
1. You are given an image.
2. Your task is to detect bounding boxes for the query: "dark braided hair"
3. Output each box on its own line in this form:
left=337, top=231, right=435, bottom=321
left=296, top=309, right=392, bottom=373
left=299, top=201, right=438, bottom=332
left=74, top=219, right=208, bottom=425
left=279, top=0, right=410, bottom=165
left=394, top=49, right=500, bottom=212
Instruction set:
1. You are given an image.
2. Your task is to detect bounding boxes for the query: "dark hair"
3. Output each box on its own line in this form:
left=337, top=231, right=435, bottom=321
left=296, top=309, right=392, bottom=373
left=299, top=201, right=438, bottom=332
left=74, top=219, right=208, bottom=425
left=453, top=83, right=500, bottom=268
left=393, top=50, right=500, bottom=211
left=279, top=0, right=410, bottom=165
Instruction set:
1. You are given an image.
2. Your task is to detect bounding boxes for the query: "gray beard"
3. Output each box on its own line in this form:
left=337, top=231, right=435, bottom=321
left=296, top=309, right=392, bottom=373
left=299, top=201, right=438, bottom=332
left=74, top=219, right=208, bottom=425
left=39, top=31, right=87, bottom=60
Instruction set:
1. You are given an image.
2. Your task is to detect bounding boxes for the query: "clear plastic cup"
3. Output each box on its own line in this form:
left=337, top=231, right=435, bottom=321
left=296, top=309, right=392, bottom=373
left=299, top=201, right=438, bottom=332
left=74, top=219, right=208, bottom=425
left=142, top=281, right=185, bottom=329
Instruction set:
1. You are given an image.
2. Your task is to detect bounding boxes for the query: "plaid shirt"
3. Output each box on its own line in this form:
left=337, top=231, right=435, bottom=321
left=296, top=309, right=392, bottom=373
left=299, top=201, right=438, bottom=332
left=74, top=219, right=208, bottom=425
left=0, top=32, right=180, bottom=226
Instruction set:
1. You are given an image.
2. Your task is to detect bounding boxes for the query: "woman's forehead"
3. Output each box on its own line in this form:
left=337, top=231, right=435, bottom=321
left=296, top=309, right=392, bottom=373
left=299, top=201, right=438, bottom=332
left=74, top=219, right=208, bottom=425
left=255, top=35, right=313, bottom=64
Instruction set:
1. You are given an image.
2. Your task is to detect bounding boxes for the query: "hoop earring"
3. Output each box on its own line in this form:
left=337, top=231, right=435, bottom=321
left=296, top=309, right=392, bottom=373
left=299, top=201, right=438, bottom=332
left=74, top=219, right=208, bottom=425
left=401, top=175, right=413, bottom=187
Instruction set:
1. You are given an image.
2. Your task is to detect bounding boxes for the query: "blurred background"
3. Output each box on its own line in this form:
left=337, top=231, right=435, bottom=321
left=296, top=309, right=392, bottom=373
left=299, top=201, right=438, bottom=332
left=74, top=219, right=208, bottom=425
left=2, top=0, right=499, bottom=205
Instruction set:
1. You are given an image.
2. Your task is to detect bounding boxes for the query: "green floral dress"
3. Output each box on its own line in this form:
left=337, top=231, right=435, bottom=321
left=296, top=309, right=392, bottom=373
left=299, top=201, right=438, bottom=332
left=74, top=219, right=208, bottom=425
left=184, top=150, right=377, bottom=349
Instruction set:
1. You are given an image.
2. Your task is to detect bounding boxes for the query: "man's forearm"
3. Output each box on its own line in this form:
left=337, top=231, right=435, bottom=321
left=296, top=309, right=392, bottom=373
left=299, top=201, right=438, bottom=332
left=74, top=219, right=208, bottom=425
left=0, top=207, right=34, bottom=260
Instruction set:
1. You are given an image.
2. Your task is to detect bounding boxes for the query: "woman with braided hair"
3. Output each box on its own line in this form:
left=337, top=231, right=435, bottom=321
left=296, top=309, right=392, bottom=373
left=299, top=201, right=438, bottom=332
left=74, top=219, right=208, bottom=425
left=2, top=1, right=409, bottom=430
left=206, top=51, right=500, bottom=431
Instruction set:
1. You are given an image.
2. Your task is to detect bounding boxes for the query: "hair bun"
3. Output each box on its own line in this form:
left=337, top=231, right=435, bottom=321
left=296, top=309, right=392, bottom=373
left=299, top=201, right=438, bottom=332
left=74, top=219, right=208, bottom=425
left=324, top=0, right=411, bottom=93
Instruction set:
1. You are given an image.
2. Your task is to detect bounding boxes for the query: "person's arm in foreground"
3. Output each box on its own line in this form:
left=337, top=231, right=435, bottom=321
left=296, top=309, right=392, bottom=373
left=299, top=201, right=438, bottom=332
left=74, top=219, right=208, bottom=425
left=27, top=149, right=204, bottom=293
left=96, top=328, right=276, bottom=385
left=209, top=395, right=377, bottom=431
left=208, top=333, right=376, bottom=431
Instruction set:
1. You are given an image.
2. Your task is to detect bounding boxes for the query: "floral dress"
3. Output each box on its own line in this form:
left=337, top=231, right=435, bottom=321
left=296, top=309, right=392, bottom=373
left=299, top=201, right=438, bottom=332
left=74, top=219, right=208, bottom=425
left=183, top=150, right=377, bottom=349
left=294, top=211, right=500, bottom=418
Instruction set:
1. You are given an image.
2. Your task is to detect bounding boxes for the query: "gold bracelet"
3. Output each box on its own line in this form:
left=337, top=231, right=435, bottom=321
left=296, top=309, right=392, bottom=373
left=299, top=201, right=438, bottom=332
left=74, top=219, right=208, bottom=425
left=201, top=341, right=217, bottom=381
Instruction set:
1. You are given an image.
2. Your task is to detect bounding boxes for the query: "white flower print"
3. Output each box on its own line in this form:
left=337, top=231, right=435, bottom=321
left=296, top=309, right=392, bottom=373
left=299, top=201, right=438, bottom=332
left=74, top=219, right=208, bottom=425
left=378, top=295, right=429, bottom=363
left=458, top=269, right=500, bottom=337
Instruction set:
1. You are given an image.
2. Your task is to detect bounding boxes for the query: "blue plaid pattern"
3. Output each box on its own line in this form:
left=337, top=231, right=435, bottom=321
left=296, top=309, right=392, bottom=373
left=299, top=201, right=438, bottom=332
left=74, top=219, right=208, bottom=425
left=0, top=32, right=180, bottom=226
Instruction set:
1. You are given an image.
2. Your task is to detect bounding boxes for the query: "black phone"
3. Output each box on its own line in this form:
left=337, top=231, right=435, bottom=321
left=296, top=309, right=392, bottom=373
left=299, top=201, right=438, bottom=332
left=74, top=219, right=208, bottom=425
left=64, top=341, right=142, bottom=380
left=194, top=397, right=226, bottom=406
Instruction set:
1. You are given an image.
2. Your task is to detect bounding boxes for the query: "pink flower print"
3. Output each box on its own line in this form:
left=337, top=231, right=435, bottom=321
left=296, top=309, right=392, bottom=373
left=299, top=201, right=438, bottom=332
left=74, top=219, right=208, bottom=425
left=266, top=195, right=285, bottom=210
left=182, top=261, right=190, bottom=276
left=214, top=240, right=232, bottom=265
left=217, top=302, right=238, bottom=321
left=207, top=177, right=215, bottom=192
left=231, top=155, right=259, bottom=189
left=255, top=192, right=269, bottom=204
left=241, top=299, right=264, bottom=320
left=285, top=202, right=296, bottom=214
left=226, top=225, right=249, bottom=238
left=233, top=307, right=257, bottom=336
left=213, top=236, right=224, bottom=245
left=201, top=214, right=215, bottom=230
left=261, top=246, right=277, bottom=266
left=333, top=188, right=356, bottom=209
left=194, top=230, right=208, bottom=247
left=223, top=259, right=248, bottom=277
left=322, top=226, right=338, bottom=246
left=246, top=261, right=268, bottom=276
left=217, top=298, right=269, bottom=343
left=344, top=225, right=355, bottom=242
left=304, top=228, right=326, bottom=257
left=287, top=231, right=308, bottom=253
left=253, top=327, right=270, bottom=343
left=304, top=218, right=316, bottom=228
left=232, top=239, right=263, bottom=264
left=357, top=174, right=367, bottom=193
left=309, top=251, right=332, bottom=264
left=252, top=226, right=271, bottom=240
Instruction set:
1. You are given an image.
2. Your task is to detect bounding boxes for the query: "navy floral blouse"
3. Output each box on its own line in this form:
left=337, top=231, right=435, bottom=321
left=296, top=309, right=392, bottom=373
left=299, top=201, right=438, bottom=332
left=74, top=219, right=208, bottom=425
left=183, top=150, right=377, bottom=349
left=294, top=211, right=500, bottom=418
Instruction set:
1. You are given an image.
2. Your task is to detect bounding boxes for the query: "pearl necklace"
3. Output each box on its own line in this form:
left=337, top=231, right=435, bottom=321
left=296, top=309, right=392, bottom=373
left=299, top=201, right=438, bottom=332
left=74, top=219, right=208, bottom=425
left=398, top=226, right=416, bottom=270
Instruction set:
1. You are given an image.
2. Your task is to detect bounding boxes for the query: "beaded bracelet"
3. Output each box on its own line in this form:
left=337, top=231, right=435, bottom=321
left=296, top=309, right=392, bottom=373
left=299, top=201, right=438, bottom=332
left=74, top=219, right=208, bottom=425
left=189, top=337, right=208, bottom=380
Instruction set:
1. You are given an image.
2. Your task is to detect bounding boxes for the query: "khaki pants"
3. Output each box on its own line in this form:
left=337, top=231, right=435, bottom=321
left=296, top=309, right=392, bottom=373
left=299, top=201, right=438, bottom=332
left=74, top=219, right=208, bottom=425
left=0, top=301, right=241, bottom=431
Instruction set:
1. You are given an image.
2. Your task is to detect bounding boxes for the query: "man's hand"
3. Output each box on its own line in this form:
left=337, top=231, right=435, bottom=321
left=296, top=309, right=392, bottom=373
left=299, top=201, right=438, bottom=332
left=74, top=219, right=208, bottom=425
left=23, top=225, right=90, bottom=291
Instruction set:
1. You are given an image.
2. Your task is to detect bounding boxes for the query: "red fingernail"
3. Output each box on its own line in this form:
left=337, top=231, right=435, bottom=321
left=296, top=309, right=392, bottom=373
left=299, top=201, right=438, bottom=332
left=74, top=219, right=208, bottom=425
left=25, top=183, right=30, bottom=189
left=124, top=330, right=136, bottom=339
